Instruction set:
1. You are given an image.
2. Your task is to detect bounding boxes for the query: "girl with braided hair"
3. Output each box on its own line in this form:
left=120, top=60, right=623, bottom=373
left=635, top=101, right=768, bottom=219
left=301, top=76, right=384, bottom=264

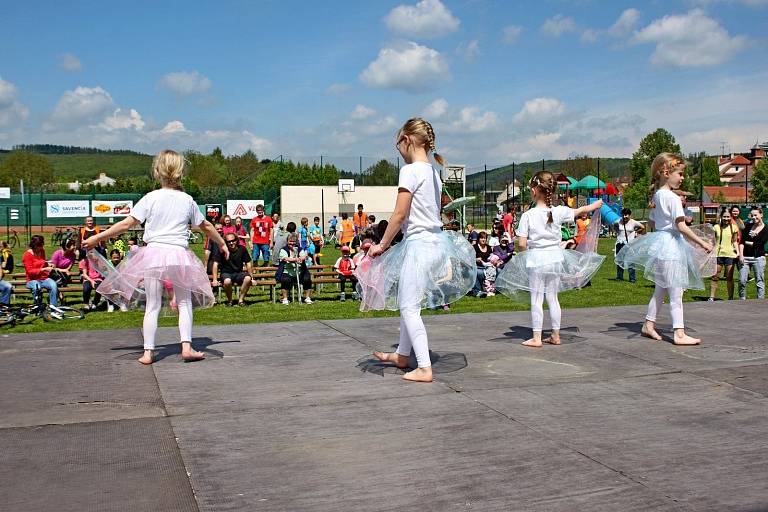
left=355, top=118, right=475, bottom=382
left=496, top=171, right=605, bottom=347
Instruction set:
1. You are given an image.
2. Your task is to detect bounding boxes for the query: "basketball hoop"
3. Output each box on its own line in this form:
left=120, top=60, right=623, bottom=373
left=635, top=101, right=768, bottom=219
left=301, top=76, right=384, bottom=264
left=338, top=179, right=355, bottom=193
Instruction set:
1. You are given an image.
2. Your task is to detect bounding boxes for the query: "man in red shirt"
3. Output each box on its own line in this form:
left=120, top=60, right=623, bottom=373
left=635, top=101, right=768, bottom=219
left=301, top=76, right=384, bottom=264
left=502, top=208, right=514, bottom=237
left=249, top=204, right=274, bottom=266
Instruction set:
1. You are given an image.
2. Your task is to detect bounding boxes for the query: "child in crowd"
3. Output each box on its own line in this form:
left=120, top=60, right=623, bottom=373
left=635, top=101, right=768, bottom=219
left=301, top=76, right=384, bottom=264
left=496, top=171, right=605, bottom=347
left=309, top=216, right=324, bottom=265
left=79, top=250, right=104, bottom=311
left=484, top=254, right=501, bottom=296
left=334, top=246, right=357, bottom=301
left=615, top=153, right=714, bottom=345
left=340, top=213, right=355, bottom=247
left=356, top=118, right=475, bottom=383
left=277, top=234, right=313, bottom=305
left=82, top=150, right=227, bottom=364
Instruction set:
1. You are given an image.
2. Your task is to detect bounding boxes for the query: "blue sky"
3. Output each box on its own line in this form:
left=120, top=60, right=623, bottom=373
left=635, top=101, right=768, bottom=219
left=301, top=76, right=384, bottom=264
left=1, top=0, right=766, bottom=170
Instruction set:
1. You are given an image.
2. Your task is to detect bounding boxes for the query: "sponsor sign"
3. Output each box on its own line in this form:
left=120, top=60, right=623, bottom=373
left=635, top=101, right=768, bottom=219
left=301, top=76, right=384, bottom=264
left=46, top=200, right=90, bottom=218
left=205, top=204, right=223, bottom=223
left=0, top=187, right=10, bottom=199
left=91, top=200, right=133, bottom=217
left=226, top=199, right=264, bottom=219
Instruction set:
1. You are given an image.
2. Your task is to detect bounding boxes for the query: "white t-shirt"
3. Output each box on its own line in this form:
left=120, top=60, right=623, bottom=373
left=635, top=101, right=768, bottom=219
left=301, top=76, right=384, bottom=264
left=517, top=206, right=575, bottom=249
left=616, top=219, right=644, bottom=245
left=649, top=189, right=685, bottom=232
left=131, top=188, right=205, bottom=247
left=398, top=162, right=443, bottom=238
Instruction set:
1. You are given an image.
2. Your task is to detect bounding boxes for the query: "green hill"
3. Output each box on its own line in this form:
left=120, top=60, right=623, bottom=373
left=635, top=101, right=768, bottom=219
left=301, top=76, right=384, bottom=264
left=0, top=150, right=153, bottom=182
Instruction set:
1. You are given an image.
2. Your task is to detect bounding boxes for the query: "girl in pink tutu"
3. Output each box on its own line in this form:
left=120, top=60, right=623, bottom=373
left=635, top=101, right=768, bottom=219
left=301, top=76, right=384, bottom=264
left=83, top=150, right=228, bottom=364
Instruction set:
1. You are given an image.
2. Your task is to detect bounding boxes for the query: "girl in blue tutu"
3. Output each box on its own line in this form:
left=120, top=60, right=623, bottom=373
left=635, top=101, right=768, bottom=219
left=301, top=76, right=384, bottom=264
left=356, top=118, right=475, bottom=383
left=615, top=153, right=714, bottom=345
left=83, top=150, right=228, bottom=364
left=496, top=171, right=605, bottom=347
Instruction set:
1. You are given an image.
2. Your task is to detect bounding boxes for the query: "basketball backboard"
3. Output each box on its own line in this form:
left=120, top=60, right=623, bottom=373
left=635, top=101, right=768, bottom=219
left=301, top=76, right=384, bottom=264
left=338, top=179, right=355, bottom=193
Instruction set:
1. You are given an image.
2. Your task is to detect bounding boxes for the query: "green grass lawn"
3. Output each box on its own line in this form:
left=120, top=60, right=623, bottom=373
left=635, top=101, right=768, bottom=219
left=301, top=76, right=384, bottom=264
left=1, top=237, right=759, bottom=334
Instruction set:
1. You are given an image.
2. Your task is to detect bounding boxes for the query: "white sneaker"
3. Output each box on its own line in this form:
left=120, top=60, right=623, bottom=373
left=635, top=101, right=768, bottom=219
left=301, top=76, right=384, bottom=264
left=281, top=298, right=290, bottom=305
left=304, top=297, right=313, bottom=304
left=107, top=303, right=115, bottom=313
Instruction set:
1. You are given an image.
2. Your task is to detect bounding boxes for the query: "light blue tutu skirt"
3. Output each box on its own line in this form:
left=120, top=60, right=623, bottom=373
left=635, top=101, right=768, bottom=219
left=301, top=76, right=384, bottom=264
left=496, top=246, right=605, bottom=296
left=614, top=225, right=716, bottom=290
left=354, top=230, right=475, bottom=312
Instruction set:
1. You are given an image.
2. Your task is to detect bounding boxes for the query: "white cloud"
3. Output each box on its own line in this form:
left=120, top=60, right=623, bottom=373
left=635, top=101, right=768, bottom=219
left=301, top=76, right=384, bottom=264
left=581, top=29, right=599, bottom=43
left=513, top=97, right=566, bottom=125
left=360, top=42, right=450, bottom=92
left=362, top=116, right=398, bottom=136
left=502, top=25, right=523, bottom=44
left=422, top=98, right=449, bottom=119
left=446, top=107, right=500, bottom=133
left=326, top=83, right=351, bottom=95
left=456, top=39, right=481, bottom=62
left=161, top=120, right=188, bottom=134
left=608, top=8, right=640, bottom=38
left=632, top=9, right=746, bottom=67
left=100, top=108, right=145, bottom=131
left=58, top=53, right=83, bottom=72
left=46, top=86, right=114, bottom=129
left=384, top=0, right=460, bottom=39
left=541, top=14, right=577, bottom=37
left=350, top=104, right=376, bottom=120
left=0, top=77, right=29, bottom=128
left=159, top=70, right=212, bottom=96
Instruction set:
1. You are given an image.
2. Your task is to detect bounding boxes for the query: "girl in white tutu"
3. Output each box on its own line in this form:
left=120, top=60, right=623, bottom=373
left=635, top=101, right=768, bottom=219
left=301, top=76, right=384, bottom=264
left=496, top=171, right=605, bottom=347
left=615, top=153, right=714, bottom=345
left=356, top=118, right=475, bottom=382
left=82, top=150, right=228, bottom=364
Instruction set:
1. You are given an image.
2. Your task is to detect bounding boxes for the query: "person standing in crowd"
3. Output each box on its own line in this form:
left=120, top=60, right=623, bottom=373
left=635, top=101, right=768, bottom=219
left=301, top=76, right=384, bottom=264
left=328, top=215, right=338, bottom=239
left=272, top=213, right=284, bottom=241
left=465, top=223, right=479, bottom=246
left=502, top=208, right=514, bottom=237
left=614, top=208, right=644, bottom=283
left=731, top=206, right=746, bottom=232
left=204, top=222, right=224, bottom=273
left=22, top=235, right=59, bottom=306
left=472, top=231, right=492, bottom=297
left=353, top=204, right=367, bottom=234
left=738, top=206, right=767, bottom=300
left=79, top=216, right=105, bottom=255
left=298, top=217, right=310, bottom=253
left=566, top=190, right=576, bottom=209
left=0, top=241, right=12, bottom=305
left=309, top=217, right=324, bottom=265
left=212, top=233, right=253, bottom=307
left=272, top=221, right=295, bottom=265
left=221, top=215, right=236, bottom=239
left=574, top=211, right=590, bottom=245
left=340, top=212, right=355, bottom=247
left=357, top=117, right=475, bottom=383
left=82, top=150, right=227, bottom=365
left=249, top=204, right=274, bottom=267
left=233, top=216, right=249, bottom=248
left=710, top=208, right=738, bottom=301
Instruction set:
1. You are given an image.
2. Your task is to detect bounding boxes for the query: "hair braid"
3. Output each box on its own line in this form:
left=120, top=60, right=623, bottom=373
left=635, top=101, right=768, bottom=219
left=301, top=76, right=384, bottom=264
left=545, top=187, right=554, bottom=224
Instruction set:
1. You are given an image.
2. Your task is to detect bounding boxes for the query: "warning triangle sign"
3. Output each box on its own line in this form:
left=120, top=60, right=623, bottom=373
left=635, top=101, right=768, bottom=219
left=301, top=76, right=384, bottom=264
left=233, top=204, right=247, bottom=216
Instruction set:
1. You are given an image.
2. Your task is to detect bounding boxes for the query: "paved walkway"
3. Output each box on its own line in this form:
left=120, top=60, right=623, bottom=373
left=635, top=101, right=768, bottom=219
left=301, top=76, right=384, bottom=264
left=1, top=300, right=767, bottom=511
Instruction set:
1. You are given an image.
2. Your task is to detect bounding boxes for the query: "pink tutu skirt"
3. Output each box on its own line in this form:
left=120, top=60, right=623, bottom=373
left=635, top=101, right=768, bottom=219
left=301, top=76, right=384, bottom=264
left=88, top=244, right=214, bottom=309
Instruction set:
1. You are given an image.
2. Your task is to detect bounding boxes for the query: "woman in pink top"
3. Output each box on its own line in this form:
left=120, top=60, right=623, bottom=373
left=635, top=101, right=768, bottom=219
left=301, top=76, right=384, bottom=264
left=50, top=238, right=78, bottom=286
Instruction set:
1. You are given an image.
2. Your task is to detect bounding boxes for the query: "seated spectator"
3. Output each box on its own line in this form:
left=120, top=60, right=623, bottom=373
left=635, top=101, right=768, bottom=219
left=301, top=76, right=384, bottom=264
left=366, top=214, right=376, bottom=229
left=334, top=246, right=357, bottom=301
left=50, top=238, right=78, bottom=289
left=277, top=234, right=313, bottom=305
left=484, top=254, right=502, bottom=296
left=212, top=234, right=253, bottom=306
left=0, top=241, right=12, bottom=305
left=488, top=224, right=505, bottom=248
left=79, top=251, right=105, bottom=311
left=492, top=234, right=514, bottom=267
left=112, top=236, right=127, bottom=256
left=466, top=224, right=479, bottom=246
left=127, top=236, right=139, bottom=253
left=22, top=235, right=59, bottom=306
left=471, top=231, right=492, bottom=297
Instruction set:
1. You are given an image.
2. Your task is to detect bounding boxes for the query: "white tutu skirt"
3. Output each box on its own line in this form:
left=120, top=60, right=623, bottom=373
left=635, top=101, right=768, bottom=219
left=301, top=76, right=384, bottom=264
left=88, top=244, right=215, bottom=309
left=354, top=230, right=475, bottom=312
left=496, top=246, right=605, bottom=296
left=614, top=226, right=716, bottom=290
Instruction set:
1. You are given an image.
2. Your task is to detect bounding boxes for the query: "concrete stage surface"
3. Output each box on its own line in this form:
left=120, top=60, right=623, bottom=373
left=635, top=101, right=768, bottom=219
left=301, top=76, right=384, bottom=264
left=1, top=300, right=767, bottom=511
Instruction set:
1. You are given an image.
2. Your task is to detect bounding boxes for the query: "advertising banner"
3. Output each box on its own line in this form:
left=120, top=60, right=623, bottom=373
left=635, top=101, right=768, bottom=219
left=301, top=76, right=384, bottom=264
left=226, top=199, right=264, bottom=219
left=91, top=200, right=133, bottom=217
left=205, top=204, right=223, bottom=223
left=0, top=187, right=10, bottom=199
left=46, top=200, right=90, bottom=218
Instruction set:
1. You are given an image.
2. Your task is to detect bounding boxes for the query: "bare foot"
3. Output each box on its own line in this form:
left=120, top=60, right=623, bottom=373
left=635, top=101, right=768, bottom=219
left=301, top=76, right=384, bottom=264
left=673, top=332, right=701, bottom=346
left=522, top=338, right=543, bottom=347
left=641, top=321, right=662, bottom=341
left=181, top=342, right=205, bottom=362
left=373, top=351, right=409, bottom=369
left=138, top=350, right=154, bottom=365
left=402, top=367, right=433, bottom=382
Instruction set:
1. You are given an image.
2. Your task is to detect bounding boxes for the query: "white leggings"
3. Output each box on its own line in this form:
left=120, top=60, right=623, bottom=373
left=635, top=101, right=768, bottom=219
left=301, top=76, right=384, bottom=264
left=394, top=256, right=431, bottom=368
left=529, top=270, right=562, bottom=332
left=646, top=285, right=684, bottom=330
left=142, top=278, right=193, bottom=350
